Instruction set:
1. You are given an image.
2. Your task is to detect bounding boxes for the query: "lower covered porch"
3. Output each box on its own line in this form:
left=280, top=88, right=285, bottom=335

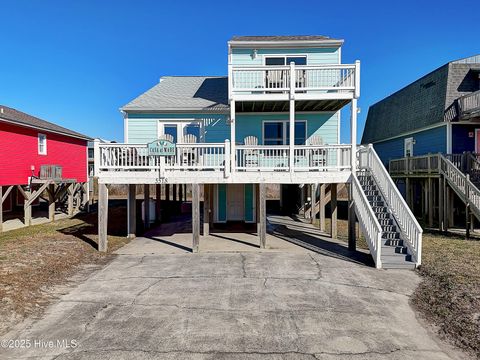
left=95, top=181, right=358, bottom=256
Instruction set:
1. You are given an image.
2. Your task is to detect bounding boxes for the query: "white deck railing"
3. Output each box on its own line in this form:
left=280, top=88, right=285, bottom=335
left=351, top=174, right=383, bottom=268
left=96, top=142, right=352, bottom=176
left=458, top=90, right=480, bottom=116
left=235, top=144, right=351, bottom=172
left=358, top=145, right=423, bottom=265
left=229, top=62, right=360, bottom=98
left=440, top=155, right=480, bottom=220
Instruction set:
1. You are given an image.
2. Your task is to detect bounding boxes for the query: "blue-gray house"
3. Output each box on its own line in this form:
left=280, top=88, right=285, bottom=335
left=362, top=55, right=480, bottom=233
left=362, top=55, right=480, bottom=163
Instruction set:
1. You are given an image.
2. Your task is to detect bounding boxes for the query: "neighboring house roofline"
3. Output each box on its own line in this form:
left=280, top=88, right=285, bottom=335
left=367, top=63, right=449, bottom=111
left=367, top=54, right=480, bottom=111
left=0, top=106, right=91, bottom=141
left=123, top=108, right=230, bottom=115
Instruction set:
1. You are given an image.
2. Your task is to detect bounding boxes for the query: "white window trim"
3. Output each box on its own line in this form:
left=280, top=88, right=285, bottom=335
left=262, top=120, right=307, bottom=145
left=262, top=54, right=309, bottom=66
left=38, top=133, right=47, bottom=155
left=157, top=119, right=204, bottom=142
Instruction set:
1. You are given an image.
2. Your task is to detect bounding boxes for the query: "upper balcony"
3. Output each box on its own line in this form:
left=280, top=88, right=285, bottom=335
left=458, top=90, right=480, bottom=120
left=228, top=61, right=360, bottom=105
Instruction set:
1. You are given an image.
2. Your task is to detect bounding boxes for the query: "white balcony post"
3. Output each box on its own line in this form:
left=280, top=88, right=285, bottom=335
left=351, top=98, right=358, bottom=173
left=93, top=139, right=100, bottom=176
left=230, top=100, right=236, bottom=173
left=224, top=139, right=231, bottom=178
left=228, top=64, right=233, bottom=101
left=289, top=62, right=296, bottom=172
left=354, top=60, right=361, bottom=99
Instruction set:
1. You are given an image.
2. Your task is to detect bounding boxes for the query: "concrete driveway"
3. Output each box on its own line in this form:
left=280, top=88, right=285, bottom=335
left=1, top=225, right=464, bottom=359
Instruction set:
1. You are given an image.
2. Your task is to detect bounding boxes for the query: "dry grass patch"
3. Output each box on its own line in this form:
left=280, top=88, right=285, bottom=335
left=412, top=232, right=480, bottom=358
left=0, top=206, right=130, bottom=335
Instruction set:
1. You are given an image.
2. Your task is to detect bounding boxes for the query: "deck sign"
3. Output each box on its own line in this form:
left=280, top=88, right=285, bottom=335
left=147, top=139, right=175, bottom=156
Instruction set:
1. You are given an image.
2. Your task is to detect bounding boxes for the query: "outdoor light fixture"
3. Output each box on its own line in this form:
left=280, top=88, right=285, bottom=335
left=251, top=49, right=258, bottom=59
left=30, top=165, right=35, bottom=177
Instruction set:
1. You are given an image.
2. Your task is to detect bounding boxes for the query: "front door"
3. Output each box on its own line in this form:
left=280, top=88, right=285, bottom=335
left=227, top=184, right=244, bottom=221
left=404, top=137, right=414, bottom=157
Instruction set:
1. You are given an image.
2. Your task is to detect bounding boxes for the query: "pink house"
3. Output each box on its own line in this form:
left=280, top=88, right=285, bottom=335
left=0, top=105, right=90, bottom=231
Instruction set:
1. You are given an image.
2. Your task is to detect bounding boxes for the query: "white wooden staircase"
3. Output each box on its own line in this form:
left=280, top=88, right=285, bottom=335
left=354, top=146, right=423, bottom=269
left=440, top=154, right=480, bottom=222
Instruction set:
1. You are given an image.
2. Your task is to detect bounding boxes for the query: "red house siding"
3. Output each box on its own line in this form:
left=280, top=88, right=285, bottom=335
left=0, top=122, right=87, bottom=186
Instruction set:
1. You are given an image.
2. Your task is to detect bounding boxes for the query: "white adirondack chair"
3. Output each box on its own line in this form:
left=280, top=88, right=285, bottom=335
left=159, top=134, right=174, bottom=142
left=182, top=134, right=198, bottom=167
left=309, top=135, right=326, bottom=168
left=244, top=136, right=259, bottom=168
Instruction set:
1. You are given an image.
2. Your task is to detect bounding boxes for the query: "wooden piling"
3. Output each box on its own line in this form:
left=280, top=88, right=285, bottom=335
left=259, top=183, right=267, bottom=249
left=203, top=184, right=210, bottom=236
left=144, top=184, right=150, bottom=229
left=331, top=183, right=338, bottom=239
left=98, top=183, right=108, bottom=252
left=192, top=183, right=200, bottom=253
left=319, top=184, right=326, bottom=232
left=128, top=184, right=137, bottom=239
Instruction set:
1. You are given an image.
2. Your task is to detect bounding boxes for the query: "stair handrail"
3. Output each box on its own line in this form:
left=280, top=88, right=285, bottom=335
left=358, top=145, right=423, bottom=265
left=440, top=154, right=480, bottom=218
left=466, top=152, right=480, bottom=173
left=351, top=174, right=383, bottom=268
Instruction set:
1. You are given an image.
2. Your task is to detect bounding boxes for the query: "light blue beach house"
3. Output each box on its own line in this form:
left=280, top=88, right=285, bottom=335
left=94, top=35, right=422, bottom=269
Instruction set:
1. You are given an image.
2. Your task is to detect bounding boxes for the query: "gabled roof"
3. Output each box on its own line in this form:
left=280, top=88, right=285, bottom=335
left=0, top=105, right=90, bottom=140
left=121, top=76, right=229, bottom=113
left=361, top=54, right=480, bottom=144
left=230, top=35, right=333, bottom=41
left=228, top=35, right=344, bottom=48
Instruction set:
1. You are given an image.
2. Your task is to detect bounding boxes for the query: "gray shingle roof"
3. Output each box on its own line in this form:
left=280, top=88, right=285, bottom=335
left=122, top=76, right=229, bottom=113
left=0, top=105, right=90, bottom=140
left=361, top=54, right=480, bottom=144
left=230, top=35, right=334, bottom=42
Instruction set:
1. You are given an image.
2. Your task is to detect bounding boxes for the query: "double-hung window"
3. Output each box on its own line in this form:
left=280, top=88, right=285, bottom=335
left=263, top=121, right=306, bottom=145
left=38, top=133, right=47, bottom=155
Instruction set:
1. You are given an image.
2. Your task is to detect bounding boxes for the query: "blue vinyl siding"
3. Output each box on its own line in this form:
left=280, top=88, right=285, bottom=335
left=127, top=113, right=229, bottom=144
left=231, top=48, right=340, bottom=66
left=127, top=112, right=339, bottom=145
left=236, top=112, right=339, bottom=145
left=452, top=124, right=479, bottom=153
left=217, top=184, right=227, bottom=222
left=244, top=184, right=254, bottom=222
left=372, top=125, right=447, bottom=166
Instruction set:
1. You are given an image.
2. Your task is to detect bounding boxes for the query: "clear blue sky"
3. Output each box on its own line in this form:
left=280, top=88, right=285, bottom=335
left=0, top=0, right=479, bottom=143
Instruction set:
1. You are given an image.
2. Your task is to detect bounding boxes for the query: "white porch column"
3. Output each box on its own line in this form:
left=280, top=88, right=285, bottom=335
left=350, top=98, right=358, bottom=174
left=230, top=100, right=236, bottom=173
left=289, top=62, right=296, bottom=172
